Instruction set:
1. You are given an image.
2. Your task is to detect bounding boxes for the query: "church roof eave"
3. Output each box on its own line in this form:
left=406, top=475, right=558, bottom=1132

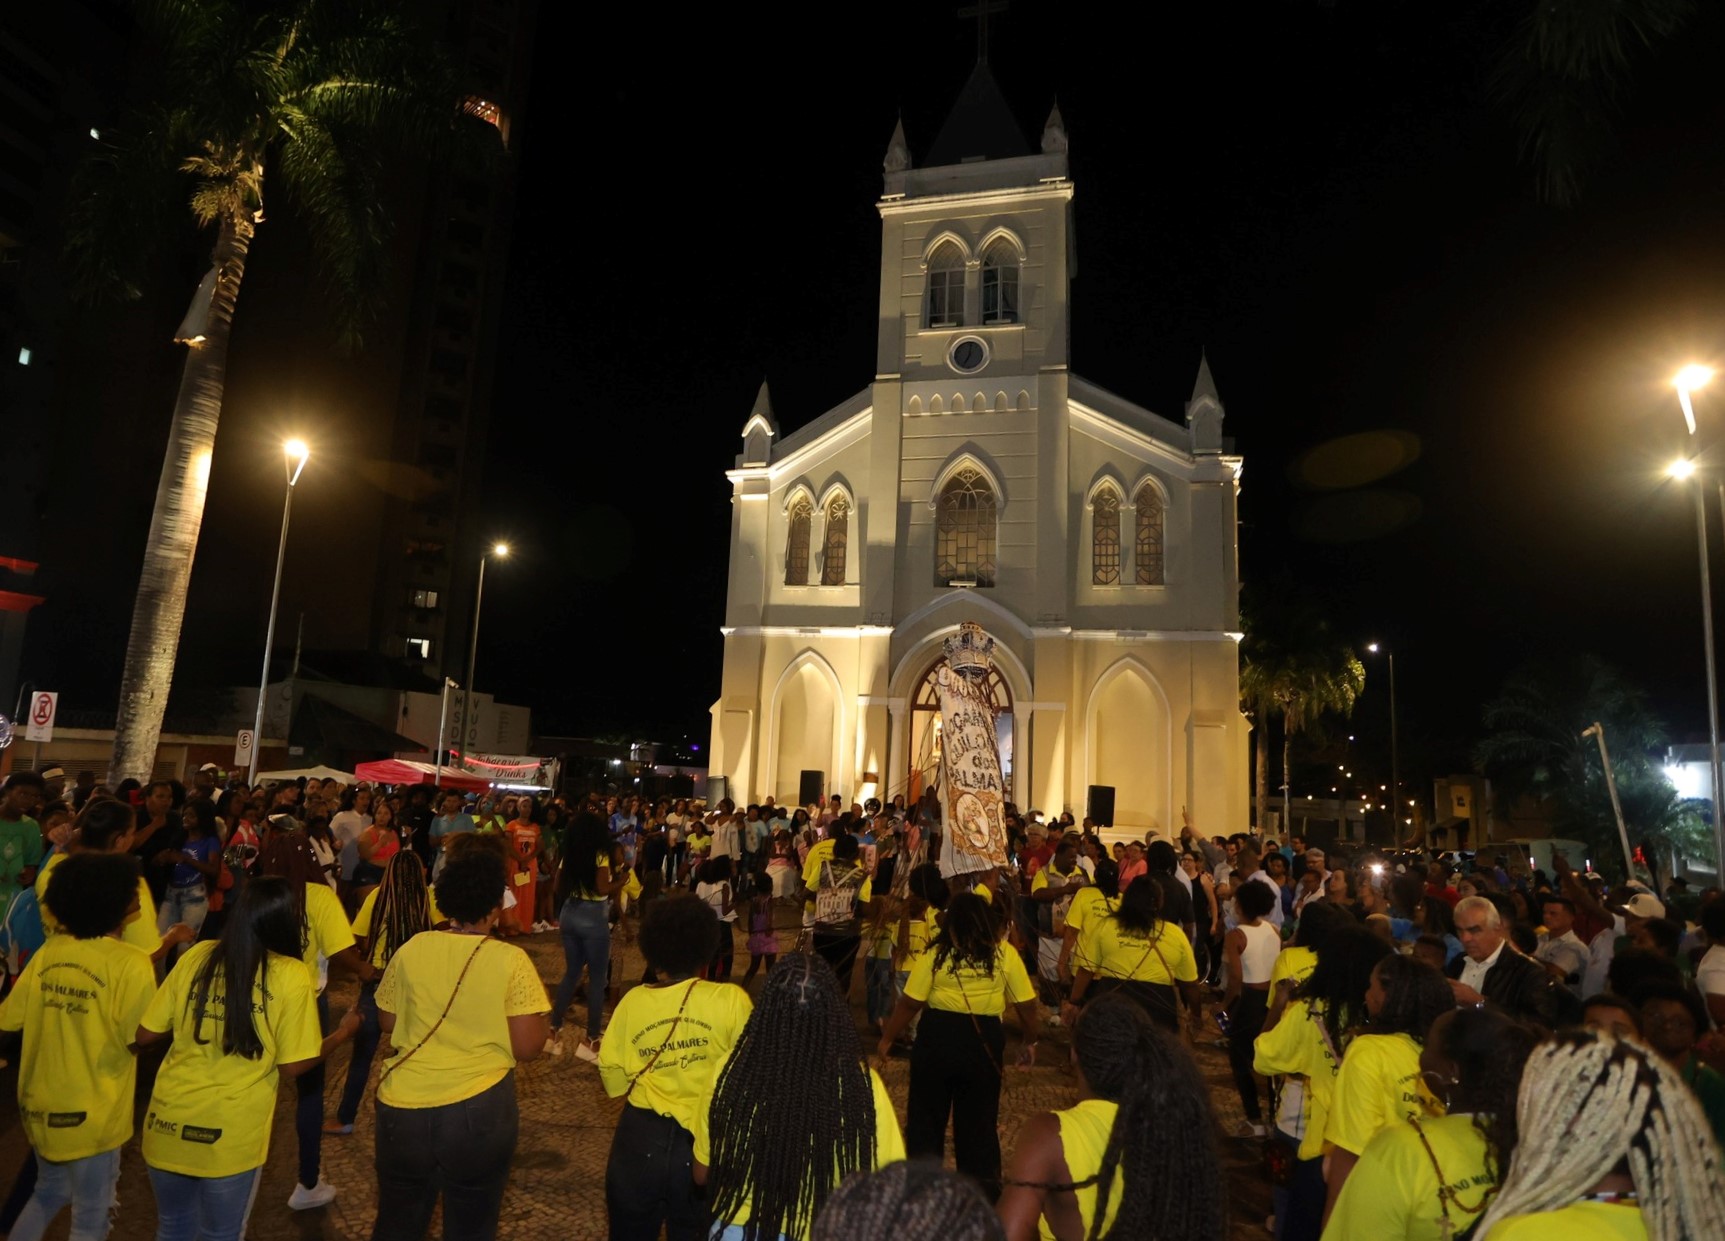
left=1068, top=375, right=1194, bottom=457
left=729, top=385, right=873, bottom=476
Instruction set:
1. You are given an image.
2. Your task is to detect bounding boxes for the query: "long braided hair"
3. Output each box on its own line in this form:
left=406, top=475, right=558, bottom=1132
left=1070, top=992, right=1225, bottom=1240
left=1297, top=925, right=1391, bottom=1053
left=1476, top=1031, right=1725, bottom=1240
left=707, top=955, right=876, bottom=1239
left=370, top=851, right=434, bottom=970
left=932, top=891, right=997, bottom=977
left=1426, top=1007, right=1538, bottom=1190
left=812, top=1162, right=1003, bottom=1241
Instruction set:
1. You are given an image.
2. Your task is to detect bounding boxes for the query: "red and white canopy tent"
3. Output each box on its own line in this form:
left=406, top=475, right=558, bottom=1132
left=352, top=758, right=490, bottom=792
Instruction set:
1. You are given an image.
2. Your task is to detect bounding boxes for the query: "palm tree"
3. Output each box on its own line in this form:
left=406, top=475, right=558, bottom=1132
left=67, top=0, right=489, bottom=782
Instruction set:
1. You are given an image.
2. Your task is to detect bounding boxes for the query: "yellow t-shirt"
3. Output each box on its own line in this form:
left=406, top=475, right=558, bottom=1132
left=351, top=886, right=443, bottom=970
left=1064, top=888, right=1117, bottom=938
left=37, top=851, right=160, bottom=956
left=0, top=935, right=157, bottom=1160
left=695, top=1063, right=904, bottom=1239
left=1327, top=1032, right=1439, bottom=1156
left=1324, top=1114, right=1497, bottom=1241
left=139, top=941, right=322, bottom=1177
left=1039, top=1098, right=1124, bottom=1241
left=1253, top=999, right=1342, bottom=1161
left=1075, top=917, right=1198, bottom=985
left=801, top=839, right=837, bottom=908
left=687, top=832, right=712, bottom=855
left=598, top=979, right=754, bottom=1132
left=1270, top=945, right=1319, bottom=988
left=904, top=943, right=1036, bottom=1016
left=572, top=851, right=613, bottom=901
left=295, top=881, right=357, bottom=992
left=373, top=931, right=548, bottom=1108
left=1482, top=1202, right=1648, bottom=1241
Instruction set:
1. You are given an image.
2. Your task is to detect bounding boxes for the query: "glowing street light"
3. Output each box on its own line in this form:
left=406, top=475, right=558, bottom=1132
left=1670, top=457, right=1698, bottom=481
left=248, top=439, right=311, bottom=784
left=460, top=540, right=513, bottom=760
left=1669, top=455, right=1725, bottom=865
left=1676, top=365, right=1714, bottom=436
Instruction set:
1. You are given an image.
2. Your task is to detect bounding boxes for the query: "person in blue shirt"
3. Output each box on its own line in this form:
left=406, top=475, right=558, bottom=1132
left=428, top=790, right=475, bottom=878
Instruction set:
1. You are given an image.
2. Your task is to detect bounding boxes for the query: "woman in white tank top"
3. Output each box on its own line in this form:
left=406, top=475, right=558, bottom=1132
left=1222, top=876, right=1282, bottom=1135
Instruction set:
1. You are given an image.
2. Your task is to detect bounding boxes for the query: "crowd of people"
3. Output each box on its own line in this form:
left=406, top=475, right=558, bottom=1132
left=1, top=764, right=1725, bottom=1239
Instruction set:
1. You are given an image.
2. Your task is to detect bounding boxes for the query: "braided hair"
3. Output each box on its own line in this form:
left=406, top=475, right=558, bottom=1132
left=708, top=955, right=876, bottom=1239
left=1366, top=954, right=1452, bottom=1040
left=1476, top=1031, right=1725, bottom=1240
left=1428, top=1007, right=1539, bottom=1188
left=932, top=891, right=997, bottom=977
left=1298, top=924, right=1391, bottom=1053
left=370, top=851, right=434, bottom=970
left=812, top=1161, right=1003, bottom=1241
left=1073, top=992, right=1225, bottom=1241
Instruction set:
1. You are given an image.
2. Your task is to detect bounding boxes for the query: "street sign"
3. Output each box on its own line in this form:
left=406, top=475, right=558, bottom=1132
left=23, top=692, right=56, bottom=743
left=234, top=729, right=255, bottom=768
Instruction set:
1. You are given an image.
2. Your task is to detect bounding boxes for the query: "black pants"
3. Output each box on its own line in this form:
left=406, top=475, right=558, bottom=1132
left=605, top=1103, right=709, bottom=1241
left=812, top=929, right=861, bottom=993
left=294, top=993, right=331, bottom=1188
left=905, top=1008, right=1005, bottom=1200
left=1227, top=988, right=1270, bottom=1122
left=372, top=1071, right=518, bottom=1241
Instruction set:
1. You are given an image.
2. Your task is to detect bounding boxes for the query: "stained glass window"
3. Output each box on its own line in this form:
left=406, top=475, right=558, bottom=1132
left=981, top=239, right=1019, bottom=324
left=936, top=468, right=997, bottom=587
left=1093, top=489, right=1121, bottom=585
left=821, top=496, right=849, bottom=585
left=1135, top=483, right=1165, bottom=585
left=786, top=496, right=812, bottom=585
left=926, top=242, right=965, bottom=328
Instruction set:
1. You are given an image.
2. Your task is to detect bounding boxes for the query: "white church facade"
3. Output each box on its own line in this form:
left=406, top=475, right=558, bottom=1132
left=708, top=68, right=1249, bottom=838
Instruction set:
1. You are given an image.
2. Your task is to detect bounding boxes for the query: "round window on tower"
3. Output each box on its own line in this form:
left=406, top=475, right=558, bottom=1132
left=947, top=336, right=990, bottom=375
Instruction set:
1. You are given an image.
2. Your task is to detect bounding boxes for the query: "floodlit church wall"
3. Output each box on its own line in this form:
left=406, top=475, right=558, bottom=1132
left=759, top=434, right=873, bottom=615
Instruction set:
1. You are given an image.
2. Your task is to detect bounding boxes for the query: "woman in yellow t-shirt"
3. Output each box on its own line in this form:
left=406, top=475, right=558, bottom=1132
left=599, top=894, right=753, bottom=1240
left=1323, top=954, right=1454, bottom=1227
left=0, top=853, right=158, bottom=1241
left=1325, top=1006, right=1538, bottom=1241
left=325, top=850, right=440, bottom=1136
left=877, top=891, right=1042, bottom=1201
left=1478, top=1031, right=1725, bottom=1241
left=135, top=877, right=358, bottom=1241
left=38, top=797, right=193, bottom=963
left=999, top=992, right=1225, bottom=1241
left=549, top=812, right=627, bottom=1061
left=1056, top=857, right=1120, bottom=983
left=1061, top=874, right=1200, bottom=1035
left=259, top=833, right=375, bottom=1212
left=372, top=848, right=550, bottom=1241
left=695, top=954, right=905, bottom=1240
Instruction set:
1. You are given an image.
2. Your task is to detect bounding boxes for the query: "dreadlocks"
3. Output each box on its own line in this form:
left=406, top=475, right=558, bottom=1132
left=1476, top=1031, right=1725, bottom=1240
left=932, top=891, right=997, bottom=977
left=258, top=833, right=322, bottom=956
left=811, top=1162, right=1003, bottom=1241
left=1075, top=993, right=1225, bottom=1241
left=1366, top=954, right=1453, bottom=1041
left=370, top=851, right=434, bottom=970
left=1298, top=925, right=1390, bottom=1053
left=1430, top=1007, right=1538, bottom=1189
left=707, top=955, right=877, bottom=1239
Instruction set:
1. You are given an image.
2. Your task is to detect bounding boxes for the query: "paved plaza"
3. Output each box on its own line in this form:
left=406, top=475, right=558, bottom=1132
left=0, top=916, right=1271, bottom=1240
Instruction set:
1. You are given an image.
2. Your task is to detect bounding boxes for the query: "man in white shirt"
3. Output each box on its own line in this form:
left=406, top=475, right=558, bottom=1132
left=1449, top=896, right=1557, bottom=1025
left=1227, top=842, right=1284, bottom=930
left=710, top=809, right=740, bottom=862
left=1535, top=896, right=1590, bottom=998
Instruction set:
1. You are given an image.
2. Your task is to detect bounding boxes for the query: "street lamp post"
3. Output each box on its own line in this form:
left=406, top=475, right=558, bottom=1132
left=247, top=440, right=309, bottom=786
left=1366, top=642, right=1400, bottom=847
left=1672, top=364, right=1725, bottom=878
left=460, top=543, right=510, bottom=766
left=435, top=675, right=458, bottom=787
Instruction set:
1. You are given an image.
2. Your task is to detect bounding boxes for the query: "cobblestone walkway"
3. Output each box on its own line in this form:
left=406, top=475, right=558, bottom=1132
left=0, top=919, right=1271, bottom=1240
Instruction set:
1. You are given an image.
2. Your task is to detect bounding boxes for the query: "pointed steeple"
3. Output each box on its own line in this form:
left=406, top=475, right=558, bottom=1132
left=1040, top=100, right=1068, bottom=155
left=924, top=62, right=1032, bottom=167
left=1186, top=351, right=1224, bottom=455
left=884, top=114, right=911, bottom=174
left=740, top=380, right=777, bottom=466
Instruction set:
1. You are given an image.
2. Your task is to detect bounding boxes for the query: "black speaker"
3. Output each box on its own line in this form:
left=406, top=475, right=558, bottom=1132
left=799, top=770, right=826, bottom=808
left=1087, top=784, right=1117, bottom=827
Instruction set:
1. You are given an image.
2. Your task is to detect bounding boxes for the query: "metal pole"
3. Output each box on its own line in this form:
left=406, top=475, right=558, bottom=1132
left=1389, top=651, right=1403, bottom=848
left=435, top=677, right=454, bottom=787
left=248, top=482, right=295, bottom=786
left=1583, top=722, right=1637, bottom=880
left=1699, top=484, right=1725, bottom=875
left=461, top=555, right=487, bottom=767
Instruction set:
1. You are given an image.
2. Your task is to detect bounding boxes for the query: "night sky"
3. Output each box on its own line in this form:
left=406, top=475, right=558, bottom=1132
left=27, top=1, right=1725, bottom=793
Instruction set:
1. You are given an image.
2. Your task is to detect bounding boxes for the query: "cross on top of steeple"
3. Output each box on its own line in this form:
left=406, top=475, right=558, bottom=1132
left=957, top=0, right=1008, bottom=65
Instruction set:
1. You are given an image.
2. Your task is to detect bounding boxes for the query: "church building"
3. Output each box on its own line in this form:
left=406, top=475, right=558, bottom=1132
left=708, top=67, right=1248, bottom=838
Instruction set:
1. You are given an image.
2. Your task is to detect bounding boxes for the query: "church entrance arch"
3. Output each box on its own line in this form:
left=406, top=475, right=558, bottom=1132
left=907, top=657, right=1014, bottom=807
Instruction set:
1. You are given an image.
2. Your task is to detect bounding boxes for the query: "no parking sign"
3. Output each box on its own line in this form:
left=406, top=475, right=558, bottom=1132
left=23, top=692, right=56, bottom=743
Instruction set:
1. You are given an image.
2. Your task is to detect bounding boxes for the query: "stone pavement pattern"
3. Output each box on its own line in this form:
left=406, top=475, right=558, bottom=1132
left=0, top=921, right=1271, bottom=1240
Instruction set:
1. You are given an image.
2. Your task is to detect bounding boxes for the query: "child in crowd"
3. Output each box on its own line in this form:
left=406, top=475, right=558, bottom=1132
left=741, top=862, right=778, bottom=986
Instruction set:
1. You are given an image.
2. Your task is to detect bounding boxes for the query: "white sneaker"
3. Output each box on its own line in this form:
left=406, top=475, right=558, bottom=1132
left=287, top=1179, right=336, bottom=1210
left=575, top=1037, right=600, bottom=1063
left=543, top=1032, right=564, bottom=1057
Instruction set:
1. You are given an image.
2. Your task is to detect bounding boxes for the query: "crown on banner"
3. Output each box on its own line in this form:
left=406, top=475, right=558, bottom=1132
left=943, top=621, right=995, bottom=678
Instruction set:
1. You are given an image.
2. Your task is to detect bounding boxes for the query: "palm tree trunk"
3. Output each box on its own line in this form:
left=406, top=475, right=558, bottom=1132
left=1281, top=720, right=1293, bottom=838
left=1254, top=722, right=1269, bottom=830
left=109, top=213, right=254, bottom=783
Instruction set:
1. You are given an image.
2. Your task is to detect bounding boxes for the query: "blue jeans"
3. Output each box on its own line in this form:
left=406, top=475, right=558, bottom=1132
left=336, top=981, right=381, bottom=1126
left=553, top=899, right=610, bottom=1038
left=147, top=1166, right=261, bottom=1241
left=865, top=954, right=898, bottom=1024
left=293, top=993, right=331, bottom=1188
left=157, top=884, right=208, bottom=963
left=9, top=1147, right=119, bottom=1241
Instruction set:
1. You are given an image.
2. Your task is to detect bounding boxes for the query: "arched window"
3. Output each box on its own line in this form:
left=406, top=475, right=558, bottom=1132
left=1135, top=483, right=1165, bottom=585
left=935, top=467, right=997, bottom=587
left=1092, top=489, right=1121, bottom=585
left=821, top=496, right=849, bottom=585
left=925, top=242, right=965, bottom=329
left=981, top=239, right=1019, bottom=325
left=785, top=495, right=812, bottom=586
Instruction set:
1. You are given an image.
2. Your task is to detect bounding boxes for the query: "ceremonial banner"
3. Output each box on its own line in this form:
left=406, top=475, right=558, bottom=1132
left=937, top=623, right=1009, bottom=874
